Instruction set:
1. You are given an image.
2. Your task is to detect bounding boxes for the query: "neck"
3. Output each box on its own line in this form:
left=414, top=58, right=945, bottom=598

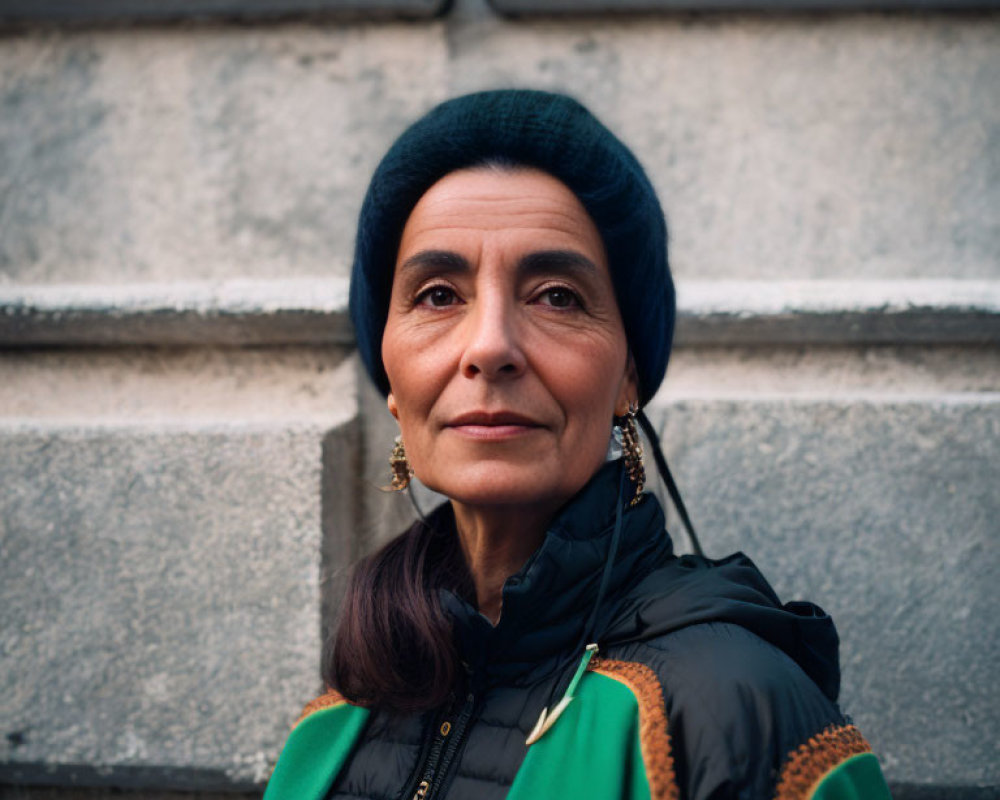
left=450, top=501, right=553, bottom=625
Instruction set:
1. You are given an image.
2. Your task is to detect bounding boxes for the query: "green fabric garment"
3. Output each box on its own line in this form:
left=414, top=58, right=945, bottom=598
left=263, top=702, right=370, bottom=800
left=507, top=672, right=651, bottom=799
left=263, top=676, right=893, bottom=800
left=810, top=753, right=893, bottom=800
left=263, top=674, right=651, bottom=800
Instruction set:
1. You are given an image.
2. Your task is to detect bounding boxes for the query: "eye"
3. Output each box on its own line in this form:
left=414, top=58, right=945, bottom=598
left=535, top=286, right=582, bottom=309
left=416, top=285, right=460, bottom=308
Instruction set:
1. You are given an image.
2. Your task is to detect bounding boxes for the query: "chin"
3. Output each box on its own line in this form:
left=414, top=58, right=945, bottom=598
left=422, top=463, right=586, bottom=511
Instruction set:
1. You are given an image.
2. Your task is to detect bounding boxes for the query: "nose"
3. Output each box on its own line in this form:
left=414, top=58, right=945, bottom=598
left=458, top=286, right=527, bottom=381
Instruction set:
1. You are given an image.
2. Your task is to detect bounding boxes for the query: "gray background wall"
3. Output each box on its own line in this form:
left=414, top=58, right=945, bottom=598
left=1, top=0, right=997, bottom=797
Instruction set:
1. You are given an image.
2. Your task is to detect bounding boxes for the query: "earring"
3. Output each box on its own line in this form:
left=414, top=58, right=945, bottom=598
left=389, top=435, right=413, bottom=491
left=620, top=404, right=644, bottom=506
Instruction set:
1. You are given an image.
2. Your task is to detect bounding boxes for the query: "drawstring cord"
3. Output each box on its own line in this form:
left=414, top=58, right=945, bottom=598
left=579, top=464, right=629, bottom=649
left=525, top=643, right=599, bottom=745
left=525, top=464, right=629, bottom=746
left=637, top=409, right=705, bottom=559
left=525, top=416, right=705, bottom=745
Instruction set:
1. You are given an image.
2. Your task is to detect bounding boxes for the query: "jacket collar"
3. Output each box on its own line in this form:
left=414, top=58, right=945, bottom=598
left=436, top=459, right=842, bottom=702
left=440, top=461, right=672, bottom=687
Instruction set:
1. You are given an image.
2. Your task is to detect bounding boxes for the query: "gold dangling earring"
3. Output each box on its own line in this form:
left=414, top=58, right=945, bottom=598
left=620, top=403, right=645, bottom=506
left=388, top=435, right=413, bottom=491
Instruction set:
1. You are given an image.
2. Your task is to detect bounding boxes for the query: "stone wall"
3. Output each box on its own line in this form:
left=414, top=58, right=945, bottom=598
left=1, top=0, right=997, bottom=796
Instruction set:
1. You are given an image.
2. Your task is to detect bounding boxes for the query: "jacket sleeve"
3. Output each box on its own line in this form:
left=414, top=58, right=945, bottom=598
left=629, top=622, right=891, bottom=800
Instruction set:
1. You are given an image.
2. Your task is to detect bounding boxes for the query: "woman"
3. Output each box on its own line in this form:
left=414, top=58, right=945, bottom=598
left=264, top=90, right=891, bottom=800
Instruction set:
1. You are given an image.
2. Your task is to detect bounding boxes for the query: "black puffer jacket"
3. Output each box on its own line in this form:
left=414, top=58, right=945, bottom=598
left=271, top=462, right=888, bottom=800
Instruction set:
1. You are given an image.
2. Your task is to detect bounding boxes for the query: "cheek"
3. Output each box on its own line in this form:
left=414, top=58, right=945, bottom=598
left=382, top=323, right=449, bottom=446
left=549, top=345, right=625, bottom=431
left=385, top=357, right=443, bottom=418
left=383, top=322, right=421, bottom=399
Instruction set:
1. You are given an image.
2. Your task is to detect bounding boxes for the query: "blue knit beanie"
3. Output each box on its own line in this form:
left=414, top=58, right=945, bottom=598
left=349, top=89, right=674, bottom=405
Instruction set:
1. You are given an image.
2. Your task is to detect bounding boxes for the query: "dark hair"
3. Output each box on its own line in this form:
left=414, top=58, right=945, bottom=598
left=324, top=509, right=473, bottom=712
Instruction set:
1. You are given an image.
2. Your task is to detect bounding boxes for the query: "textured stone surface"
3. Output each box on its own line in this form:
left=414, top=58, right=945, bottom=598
left=0, top=347, right=354, bottom=425
left=0, top=0, right=448, bottom=23
left=664, top=344, right=1000, bottom=398
left=1, top=11, right=997, bottom=284
left=675, top=280, right=1000, bottom=346
left=0, top=24, right=447, bottom=285
left=644, top=397, right=999, bottom=788
left=0, top=279, right=353, bottom=347
left=492, top=0, right=997, bottom=8
left=0, top=790, right=259, bottom=800
left=446, top=12, right=1000, bottom=281
left=0, top=422, right=356, bottom=788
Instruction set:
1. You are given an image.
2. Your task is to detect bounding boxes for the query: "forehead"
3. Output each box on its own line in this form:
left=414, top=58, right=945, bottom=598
left=398, top=167, right=607, bottom=265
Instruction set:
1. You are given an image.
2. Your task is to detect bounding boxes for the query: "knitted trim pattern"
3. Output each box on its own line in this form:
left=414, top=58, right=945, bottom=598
left=589, top=657, right=679, bottom=800
left=773, top=724, right=872, bottom=800
left=294, top=688, right=349, bottom=728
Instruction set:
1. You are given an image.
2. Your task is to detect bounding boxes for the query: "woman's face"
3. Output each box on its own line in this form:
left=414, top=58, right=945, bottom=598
left=382, top=167, right=636, bottom=514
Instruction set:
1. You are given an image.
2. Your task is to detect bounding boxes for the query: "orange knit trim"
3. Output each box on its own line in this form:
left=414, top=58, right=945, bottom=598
left=773, top=724, right=872, bottom=800
left=589, top=657, right=679, bottom=800
left=293, top=688, right=349, bottom=728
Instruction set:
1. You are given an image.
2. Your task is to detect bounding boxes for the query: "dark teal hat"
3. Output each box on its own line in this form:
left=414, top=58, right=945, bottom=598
left=349, top=89, right=674, bottom=405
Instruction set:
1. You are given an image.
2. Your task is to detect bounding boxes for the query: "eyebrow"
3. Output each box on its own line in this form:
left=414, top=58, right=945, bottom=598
left=399, top=248, right=600, bottom=278
left=518, top=250, right=600, bottom=278
left=398, top=250, right=471, bottom=275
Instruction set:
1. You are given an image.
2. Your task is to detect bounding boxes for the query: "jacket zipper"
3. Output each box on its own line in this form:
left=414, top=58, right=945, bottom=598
left=405, top=690, right=477, bottom=800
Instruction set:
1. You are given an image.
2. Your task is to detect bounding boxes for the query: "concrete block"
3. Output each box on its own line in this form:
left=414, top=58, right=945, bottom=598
left=0, top=421, right=358, bottom=790
left=644, top=396, right=999, bottom=790
left=0, top=0, right=449, bottom=24
left=490, top=0, right=999, bottom=11
left=663, top=344, right=1000, bottom=399
left=445, top=13, right=1000, bottom=281
left=0, top=346, right=356, bottom=427
left=0, top=24, right=447, bottom=284
left=675, top=280, right=1000, bottom=347
left=0, top=279, right=353, bottom=348
left=1, top=14, right=997, bottom=285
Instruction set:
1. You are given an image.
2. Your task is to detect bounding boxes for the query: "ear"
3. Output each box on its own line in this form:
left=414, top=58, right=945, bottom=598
left=387, top=393, right=399, bottom=420
left=614, top=353, right=640, bottom=417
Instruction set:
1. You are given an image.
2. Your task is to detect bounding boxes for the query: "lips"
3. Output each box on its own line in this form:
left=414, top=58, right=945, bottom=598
left=443, top=411, right=546, bottom=441
left=446, top=410, right=544, bottom=428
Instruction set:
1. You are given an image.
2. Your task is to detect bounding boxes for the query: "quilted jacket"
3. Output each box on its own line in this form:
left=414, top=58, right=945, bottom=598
left=265, top=462, right=891, bottom=800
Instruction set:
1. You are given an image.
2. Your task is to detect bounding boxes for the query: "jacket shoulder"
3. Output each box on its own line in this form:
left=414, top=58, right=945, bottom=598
left=294, top=688, right=350, bottom=727
left=605, top=623, right=883, bottom=800
left=264, top=689, right=370, bottom=800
